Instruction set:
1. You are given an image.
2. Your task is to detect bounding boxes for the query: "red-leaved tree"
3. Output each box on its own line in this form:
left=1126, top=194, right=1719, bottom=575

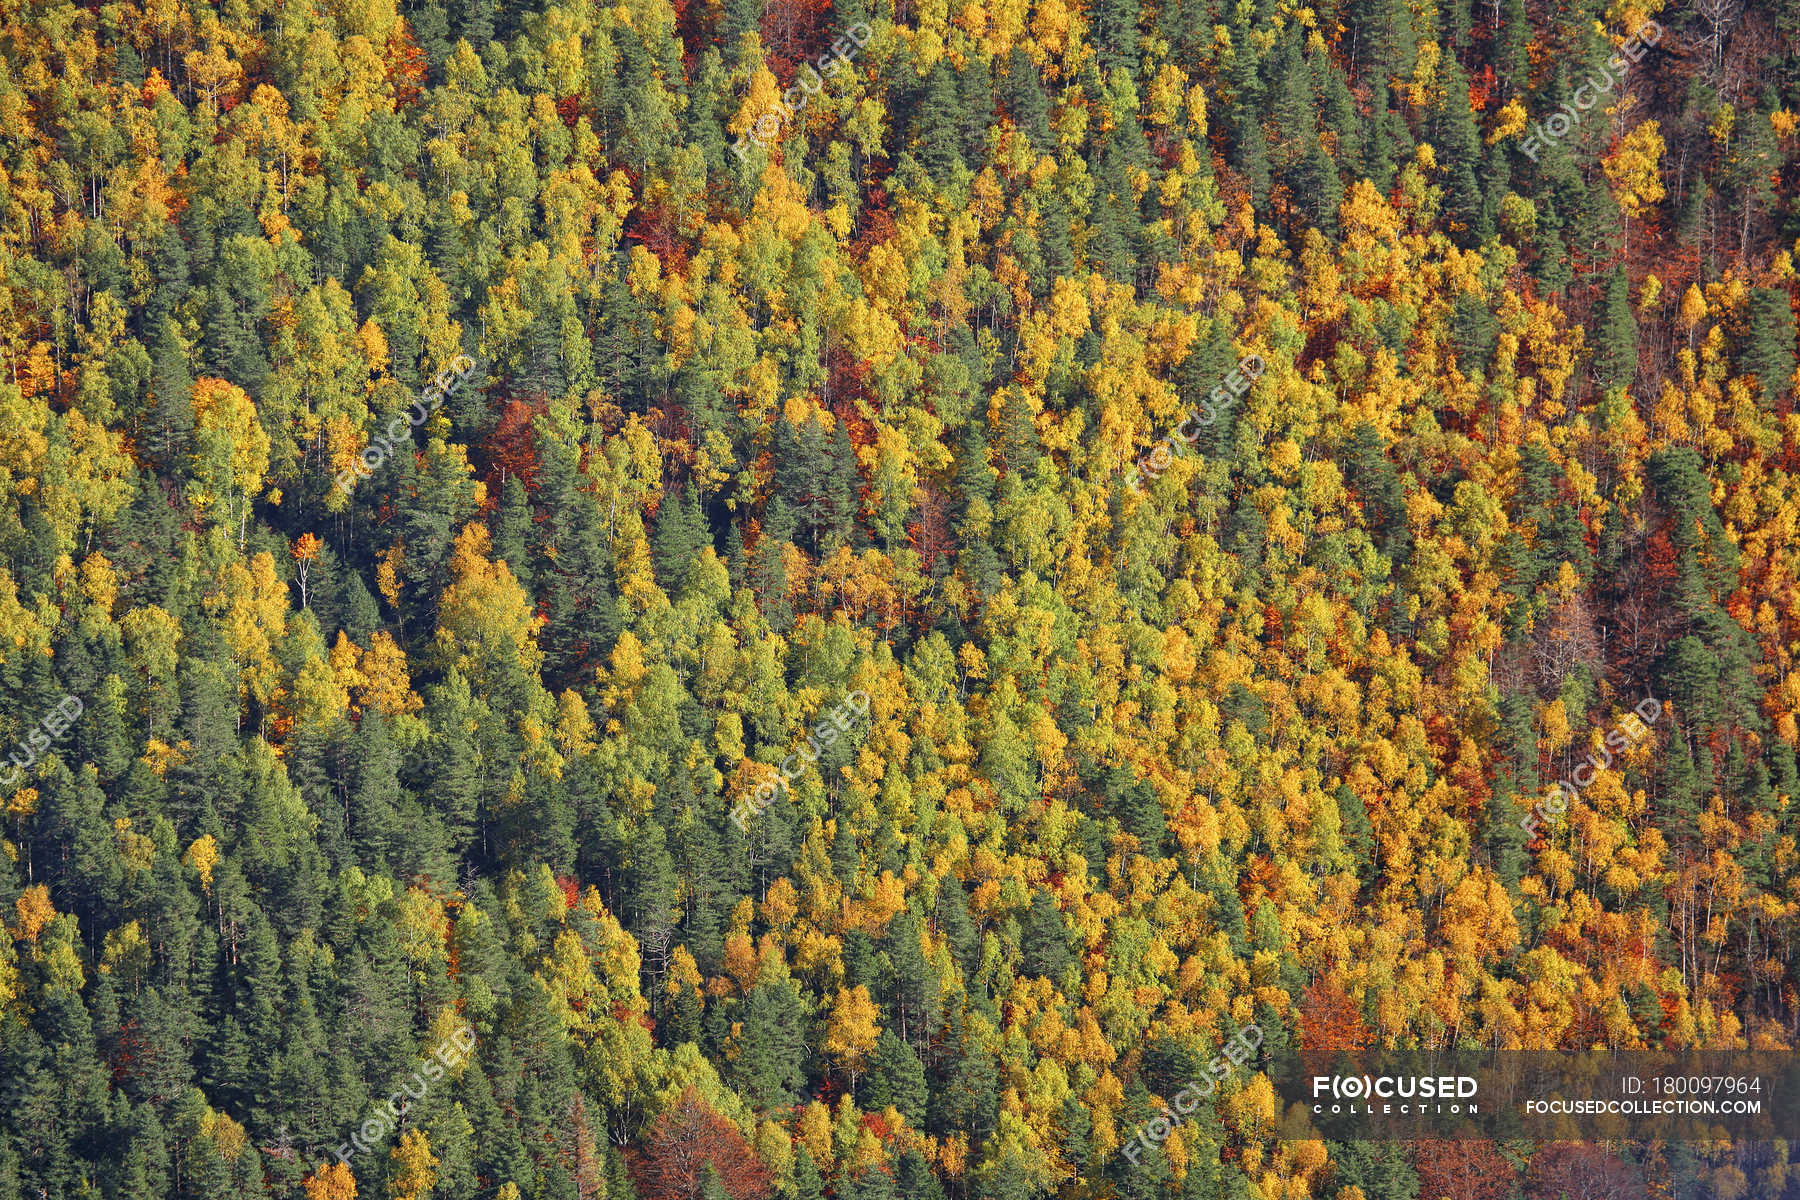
left=631, top=1088, right=772, bottom=1200
left=1526, top=1143, right=1647, bottom=1200
left=1413, top=1140, right=1516, bottom=1200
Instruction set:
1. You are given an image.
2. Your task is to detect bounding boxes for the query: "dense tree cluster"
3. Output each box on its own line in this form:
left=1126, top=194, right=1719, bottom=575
left=0, top=0, right=1799, bottom=1194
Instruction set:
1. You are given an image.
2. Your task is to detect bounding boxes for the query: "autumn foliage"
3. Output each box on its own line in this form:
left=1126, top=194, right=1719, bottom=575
left=631, top=1089, right=772, bottom=1200
left=0, top=0, right=1797, bottom=1195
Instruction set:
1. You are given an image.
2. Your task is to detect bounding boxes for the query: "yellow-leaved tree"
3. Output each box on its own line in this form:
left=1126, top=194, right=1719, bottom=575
left=190, top=378, right=271, bottom=546
left=435, top=523, right=547, bottom=679
left=389, top=1129, right=437, bottom=1200
left=303, top=1163, right=357, bottom=1200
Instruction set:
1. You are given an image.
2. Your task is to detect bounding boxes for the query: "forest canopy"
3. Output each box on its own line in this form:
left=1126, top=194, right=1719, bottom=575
left=0, top=0, right=1798, bottom=1195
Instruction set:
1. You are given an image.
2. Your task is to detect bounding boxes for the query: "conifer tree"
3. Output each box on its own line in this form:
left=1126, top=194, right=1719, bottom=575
left=1593, top=265, right=1639, bottom=393
left=1741, top=286, right=1797, bottom=402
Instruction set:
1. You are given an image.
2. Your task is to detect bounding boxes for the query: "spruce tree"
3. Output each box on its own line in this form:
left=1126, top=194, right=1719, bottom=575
left=1593, top=264, right=1639, bottom=392
left=653, top=482, right=711, bottom=594
left=895, top=1149, right=945, bottom=1200
left=492, top=474, right=534, bottom=591
left=791, top=1145, right=826, bottom=1200
left=859, top=1030, right=928, bottom=1127
left=1741, top=286, right=1797, bottom=402
left=1019, top=890, right=1072, bottom=982
left=1429, top=52, right=1486, bottom=245
left=934, top=876, right=981, bottom=980
left=1089, top=0, right=1142, bottom=78
left=999, top=50, right=1056, bottom=157
left=910, top=63, right=967, bottom=183
left=734, top=975, right=810, bottom=1109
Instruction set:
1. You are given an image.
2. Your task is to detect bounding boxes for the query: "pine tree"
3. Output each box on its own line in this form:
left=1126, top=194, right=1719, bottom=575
left=1741, top=286, right=1797, bottom=402
left=1496, top=0, right=1530, bottom=99
left=909, top=63, right=967, bottom=183
left=1593, top=265, right=1639, bottom=392
left=858, top=1030, right=927, bottom=1126
left=1328, top=1141, right=1421, bottom=1200
left=1020, top=890, right=1072, bottom=981
left=999, top=50, right=1056, bottom=157
left=1089, top=0, right=1142, bottom=78
left=930, top=1014, right=998, bottom=1141
left=453, top=0, right=496, bottom=46
left=1231, top=118, right=1273, bottom=214
left=1057, top=1095, right=1091, bottom=1177
left=533, top=416, right=622, bottom=689
left=492, top=474, right=535, bottom=592
left=1349, top=0, right=1415, bottom=83
left=1430, top=52, right=1486, bottom=245
left=1361, top=74, right=1401, bottom=192
left=1336, top=783, right=1374, bottom=876
left=934, top=877, right=980, bottom=980
left=773, top=413, right=860, bottom=556
left=791, top=1146, right=825, bottom=1200
left=349, top=709, right=405, bottom=871
left=883, top=910, right=939, bottom=1046
left=1297, top=138, right=1343, bottom=235
left=1109, top=1081, right=1174, bottom=1200
left=846, top=1162, right=899, bottom=1200
left=1340, top=423, right=1411, bottom=563
left=653, top=483, right=711, bottom=594
left=733, top=975, right=810, bottom=1109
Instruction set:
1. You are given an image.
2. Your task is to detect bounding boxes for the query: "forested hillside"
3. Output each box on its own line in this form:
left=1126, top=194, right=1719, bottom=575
left=0, top=0, right=1798, bottom=1194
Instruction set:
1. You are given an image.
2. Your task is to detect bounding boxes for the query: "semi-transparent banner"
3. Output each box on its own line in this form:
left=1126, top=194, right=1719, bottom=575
left=1267, top=1049, right=1800, bottom=1142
